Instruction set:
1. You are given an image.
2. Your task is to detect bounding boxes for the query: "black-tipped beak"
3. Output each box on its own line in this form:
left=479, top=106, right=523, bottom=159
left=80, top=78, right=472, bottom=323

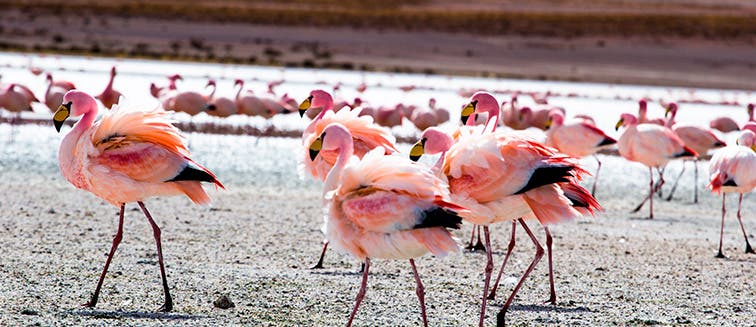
left=309, top=136, right=323, bottom=161
left=409, top=139, right=425, bottom=162
left=309, top=148, right=319, bottom=161
left=460, top=115, right=469, bottom=125
left=53, top=102, right=71, bottom=133
left=299, top=96, right=312, bottom=118
left=460, top=102, right=475, bottom=125
left=615, top=119, right=623, bottom=131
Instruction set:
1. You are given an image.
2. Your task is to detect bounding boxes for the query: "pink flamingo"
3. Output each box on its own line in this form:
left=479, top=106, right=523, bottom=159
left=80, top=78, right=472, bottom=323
left=52, top=90, right=223, bottom=311
left=308, top=122, right=464, bottom=327
left=663, top=103, right=726, bottom=203
left=708, top=130, right=756, bottom=257
left=374, top=104, right=404, bottom=128
left=545, top=110, right=617, bottom=196
left=299, top=90, right=398, bottom=269
left=45, top=73, right=76, bottom=112
left=205, top=79, right=238, bottom=118
left=615, top=113, right=696, bottom=218
left=419, top=92, right=601, bottom=326
left=95, top=66, right=122, bottom=109
left=709, top=103, right=752, bottom=133
left=743, top=121, right=756, bottom=134
left=637, top=99, right=665, bottom=125
left=1, top=83, right=38, bottom=141
left=233, top=79, right=266, bottom=117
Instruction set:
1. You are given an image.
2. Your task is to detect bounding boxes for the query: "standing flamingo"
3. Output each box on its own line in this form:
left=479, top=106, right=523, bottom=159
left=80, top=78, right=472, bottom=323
left=205, top=79, right=238, bottom=119
left=299, top=90, right=398, bottom=269
left=309, top=123, right=464, bottom=327
left=95, top=66, right=122, bottom=109
left=52, top=90, right=223, bottom=311
left=708, top=130, right=756, bottom=257
left=1, top=83, right=37, bottom=141
left=637, top=99, right=665, bottom=125
left=545, top=110, right=617, bottom=196
left=615, top=113, right=696, bottom=218
left=417, top=92, right=601, bottom=326
left=663, top=103, right=726, bottom=203
left=45, top=73, right=76, bottom=112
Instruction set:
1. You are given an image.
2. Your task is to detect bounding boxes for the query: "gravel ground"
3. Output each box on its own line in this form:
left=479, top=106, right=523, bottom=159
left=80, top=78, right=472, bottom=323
left=0, top=125, right=754, bottom=326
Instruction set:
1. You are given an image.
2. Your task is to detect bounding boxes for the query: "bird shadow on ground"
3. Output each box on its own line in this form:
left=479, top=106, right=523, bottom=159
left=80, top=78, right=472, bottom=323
left=65, top=309, right=206, bottom=320
left=506, top=303, right=592, bottom=313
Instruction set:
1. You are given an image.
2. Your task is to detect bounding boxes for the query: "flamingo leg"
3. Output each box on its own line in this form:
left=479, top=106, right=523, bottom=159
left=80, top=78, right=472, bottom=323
left=478, top=226, right=494, bottom=327
left=496, top=219, right=545, bottom=325
left=487, top=221, right=517, bottom=300
left=473, top=225, right=486, bottom=252
left=736, top=194, right=755, bottom=254
left=409, top=259, right=428, bottom=327
left=544, top=226, right=556, bottom=305
left=591, top=155, right=602, bottom=197
left=665, top=160, right=686, bottom=201
left=631, top=167, right=664, bottom=215
left=311, top=241, right=328, bottom=269
left=656, top=167, right=665, bottom=198
left=83, top=203, right=125, bottom=308
left=137, top=201, right=173, bottom=312
left=649, top=167, right=655, bottom=219
left=465, top=225, right=477, bottom=250
left=717, top=194, right=726, bottom=258
left=693, top=159, right=699, bottom=204
left=346, top=258, right=370, bottom=327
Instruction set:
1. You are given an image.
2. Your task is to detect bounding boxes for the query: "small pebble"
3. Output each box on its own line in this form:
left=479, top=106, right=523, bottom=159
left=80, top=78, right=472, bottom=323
left=213, top=294, right=235, bottom=309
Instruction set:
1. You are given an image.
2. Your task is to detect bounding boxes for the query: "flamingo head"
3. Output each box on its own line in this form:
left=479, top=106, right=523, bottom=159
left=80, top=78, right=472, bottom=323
left=167, top=74, right=183, bottom=81
left=54, top=90, right=97, bottom=132
left=638, top=99, right=648, bottom=112
left=664, top=102, right=678, bottom=118
left=309, top=123, right=350, bottom=161
left=519, top=107, right=532, bottom=121
left=205, top=79, right=216, bottom=88
left=615, top=113, right=638, bottom=131
left=409, top=127, right=453, bottom=162
left=736, top=130, right=755, bottom=151
left=46, top=73, right=53, bottom=82
left=299, top=89, right=333, bottom=118
left=544, top=109, right=565, bottom=130
left=461, top=91, right=498, bottom=125
left=110, top=66, right=117, bottom=76
left=748, top=103, right=754, bottom=115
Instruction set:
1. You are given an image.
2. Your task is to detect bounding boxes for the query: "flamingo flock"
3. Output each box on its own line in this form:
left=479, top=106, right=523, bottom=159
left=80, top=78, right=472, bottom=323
left=2, top=65, right=755, bottom=326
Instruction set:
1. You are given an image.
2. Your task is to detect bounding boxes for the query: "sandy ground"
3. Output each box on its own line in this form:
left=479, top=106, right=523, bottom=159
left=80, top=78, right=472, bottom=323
left=0, top=124, right=754, bottom=326
left=2, top=9, right=756, bottom=90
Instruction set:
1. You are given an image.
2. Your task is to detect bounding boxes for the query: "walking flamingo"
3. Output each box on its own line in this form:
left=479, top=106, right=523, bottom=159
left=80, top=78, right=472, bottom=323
left=309, top=122, right=464, bottom=327
left=663, top=103, right=726, bottom=203
left=416, top=92, right=601, bottom=326
left=545, top=110, right=617, bottom=196
left=299, top=90, right=398, bottom=269
left=52, top=90, right=223, bottom=311
left=95, top=66, right=122, bottom=109
left=615, top=113, right=696, bottom=218
left=708, top=130, right=756, bottom=257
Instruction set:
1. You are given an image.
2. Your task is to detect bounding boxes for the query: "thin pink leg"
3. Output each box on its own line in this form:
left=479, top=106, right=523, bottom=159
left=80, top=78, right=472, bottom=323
left=410, top=259, right=428, bottom=327
left=736, top=194, right=754, bottom=254
left=488, top=221, right=517, bottom=300
left=649, top=167, right=655, bottom=219
left=496, top=219, right=545, bottom=326
left=137, top=201, right=173, bottom=312
left=717, top=194, right=726, bottom=258
left=591, top=155, right=601, bottom=197
left=473, top=225, right=486, bottom=251
left=311, top=241, right=328, bottom=269
left=544, top=226, right=556, bottom=305
left=83, top=203, right=125, bottom=308
left=478, top=226, right=494, bottom=327
left=466, top=225, right=477, bottom=249
left=346, top=257, right=370, bottom=327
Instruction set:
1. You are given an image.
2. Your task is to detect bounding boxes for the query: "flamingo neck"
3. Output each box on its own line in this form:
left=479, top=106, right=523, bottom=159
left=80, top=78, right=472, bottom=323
left=208, top=83, right=217, bottom=100
left=45, top=78, right=53, bottom=98
left=484, top=108, right=499, bottom=134
left=323, top=139, right=354, bottom=196
left=59, top=104, right=98, bottom=186
left=105, top=72, right=115, bottom=91
left=234, top=83, right=243, bottom=101
left=666, top=111, right=676, bottom=127
left=432, top=151, right=446, bottom=174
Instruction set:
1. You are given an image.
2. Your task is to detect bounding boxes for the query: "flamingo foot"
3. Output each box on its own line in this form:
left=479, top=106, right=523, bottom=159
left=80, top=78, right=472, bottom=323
left=746, top=244, right=754, bottom=254
left=81, top=299, right=97, bottom=308
left=542, top=295, right=557, bottom=305
left=310, top=263, right=325, bottom=269
left=715, top=250, right=726, bottom=259
left=157, top=300, right=173, bottom=313
left=496, top=310, right=507, bottom=327
left=486, top=289, right=497, bottom=301
left=471, top=240, right=486, bottom=252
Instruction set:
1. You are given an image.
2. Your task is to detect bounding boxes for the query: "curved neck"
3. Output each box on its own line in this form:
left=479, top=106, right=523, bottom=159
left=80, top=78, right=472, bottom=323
left=484, top=108, right=499, bottom=134
left=208, top=83, right=217, bottom=100
left=323, top=139, right=354, bottom=195
left=432, top=151, right=446, bottom=174
left=666, top=110, right=676, bottom=127
left=60, top=104, right=98, bottom=171
left=235, top=83, right=243, bottom=100
left=105, top=72, right=115, bottom=91
left=45, top=78, right=53, bottom=97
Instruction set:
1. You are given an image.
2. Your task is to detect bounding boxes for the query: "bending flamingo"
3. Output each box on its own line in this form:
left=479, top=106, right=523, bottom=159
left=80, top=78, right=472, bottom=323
left=95, top=66, right=122, bottom=109
left=299, top=89, right=398, bottom=269
left=416, top=92, right=600, bottom=326
left=53, top=90, right=223, bottom=311
left=663, top=103, right=726, bottom=203
left=615, top=113, right=696, bottom=218
left=708, top=130, right=756, bottom=258
left=545, top=110, right=617, bottom=196
left=309, top=123, right=464, bottom=327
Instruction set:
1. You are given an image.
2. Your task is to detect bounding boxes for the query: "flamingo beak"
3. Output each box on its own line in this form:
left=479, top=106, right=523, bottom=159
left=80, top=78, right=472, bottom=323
left=53, top=102, right=72, bottom=132
left=309, top=135, right=323, bottom=161
left=664, top=105, right=671, bottom=118
left=544, top=118, right=552, bottom=130
left=751, top=145, right=756, bottom=152
left=460, top=102, right=475, bottom=124
left=409, top=138, right=426, bottom=162
left=615, top=119, right=624, bottom=131
left=299, top=96, right=313, bottom=118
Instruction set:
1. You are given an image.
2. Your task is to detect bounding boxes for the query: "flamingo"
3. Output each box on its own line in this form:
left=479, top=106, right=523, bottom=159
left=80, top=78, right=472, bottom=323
left=233, top=79, right=266, bottom=117
left=663, top=103, right=726, bottom=203
left=299, top=90, right=398, bottom=269
left=95, top=66, right=122, bottom=109
left=52, top=90, right=223, bottom=311
left=708, top=130, right=756, bottom=258
left=545, top=110, right=617, bottom=196
left=374, top=104, right=404, bottom=128
left=615, top=113, right=696, bottom=218
left=308, top=122, right=464, bottom=327
left=637, top=99, right=666, bottom=125
left=205, top=79, right=237, bottom=118
left=416, top=92, right=601, bottom=326
left=1, top=83, right=37, bottom=141
left=743, top=122, right=756, bottom=134
left=45, top=73, right=76, bottom=112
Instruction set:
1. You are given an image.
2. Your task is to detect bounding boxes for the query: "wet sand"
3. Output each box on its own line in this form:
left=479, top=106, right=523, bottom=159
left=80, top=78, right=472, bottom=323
left=0, top=125, right=754, bottom=325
